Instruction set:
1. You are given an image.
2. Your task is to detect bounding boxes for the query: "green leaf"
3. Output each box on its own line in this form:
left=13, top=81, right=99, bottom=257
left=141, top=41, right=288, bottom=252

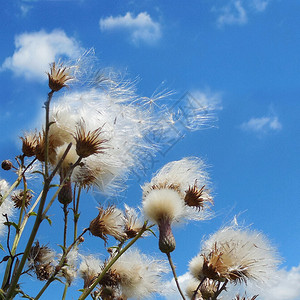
left=28, top=212, right=37, bottom=217
left=45, top=216, right=52, bottom=226
left=4, top=221, right=20, bottom=232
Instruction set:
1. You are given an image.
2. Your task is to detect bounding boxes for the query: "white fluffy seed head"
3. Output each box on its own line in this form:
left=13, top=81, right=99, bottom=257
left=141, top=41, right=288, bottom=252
left=191, top=226, right=280, bottom=285
left=79, top=255, right=102, bottom=288
left=142, top=188, right=184, bottom=223
left=111, top=248, right=168, bottom=299
left=189, top=255, right=205, bottom=280
left=142, top=157, right=213, bottom=223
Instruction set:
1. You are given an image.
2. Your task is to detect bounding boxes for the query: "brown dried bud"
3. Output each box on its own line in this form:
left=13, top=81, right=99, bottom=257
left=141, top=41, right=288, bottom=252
left=47, top=62, right=73, bottom=92
left=11, top=190, right=32, bottom=209
left=58, top=178, right=73, bottom=205
left=1, top=160, right=13, bottom=171
left=35, top=263, right=54, bottom=281
left=78, top=236, right=85, bottom=243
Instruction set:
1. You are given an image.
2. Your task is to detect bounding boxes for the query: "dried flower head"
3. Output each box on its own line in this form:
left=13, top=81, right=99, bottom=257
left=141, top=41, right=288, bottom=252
left=28, top=241, right=56, bottom=281
left=35, top=131, right=57, bottom=164
left=185, top=278, right=218, bottom=300
left=184, top=181, right=213, bottom=211
left=47, top=62, right=73, bottom=92
left=233, top=295, right=258, bottom=300
left=189, top=226, right=279, bottom=285
left=11, top=189, right=32, bottom=209
left=59, top=249, right=78, bottom=285
left=79, top=255, right=102, bottom=288
left=1, top=160, right=13, bottom=171
left=89, top=206, right=126, bottom=244
left=123, top=205, right=146, bottom=239
left=74, top=125, right=107, bottom=158
left=105, top=249, right=168, bottom=299
left=20, top=133, right=38, bottom=157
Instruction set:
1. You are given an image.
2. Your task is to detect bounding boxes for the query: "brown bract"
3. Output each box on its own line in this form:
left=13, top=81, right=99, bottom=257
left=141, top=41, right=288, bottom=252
left=47, top=62, right=73, bottom=92
left=184, top=182, right=213, bottom=211
left=11, top=190, right=32, bottom=209
left=21, top=133, right=38, bottom=157
left=74, top=126, right=107, bottom=158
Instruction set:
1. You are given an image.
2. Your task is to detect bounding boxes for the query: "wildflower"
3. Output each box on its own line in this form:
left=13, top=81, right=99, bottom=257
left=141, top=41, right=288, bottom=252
left=104, top=249, right=168, bottom=299
left=28, top=241, right=56, bottom=281
left=74, top=125, right=107, bottom=158
left=89, top=206, right=126, bottom=244
left=79, top=255, right=102, bottom=288
left=1, top=160, right=13, bottom=171
left=11, top=189, right=32, bottom=209
left=142, top=157, right=212, bottom=253
left=189, top=226, right=279, bottom=285
left=35, top=131, right=57, bottom=164
left=47, top=62, right=73, bottom=92
left=20, top=133, right=37, bottom=157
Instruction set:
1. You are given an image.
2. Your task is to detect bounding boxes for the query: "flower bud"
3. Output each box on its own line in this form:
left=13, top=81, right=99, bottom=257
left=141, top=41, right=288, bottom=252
left=1, top=160, right=12, bottom=171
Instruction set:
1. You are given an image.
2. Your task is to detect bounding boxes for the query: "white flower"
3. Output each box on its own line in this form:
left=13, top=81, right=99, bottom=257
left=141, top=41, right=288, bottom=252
left=189, top=226, right=280, bottom=286
left=109, top=248, right=168, bottom=299
left=0, top=179, right=14, bottom=237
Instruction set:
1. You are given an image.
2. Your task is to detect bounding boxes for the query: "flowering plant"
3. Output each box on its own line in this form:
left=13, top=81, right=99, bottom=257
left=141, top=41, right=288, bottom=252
left=0, top=55, right=279, bottom=300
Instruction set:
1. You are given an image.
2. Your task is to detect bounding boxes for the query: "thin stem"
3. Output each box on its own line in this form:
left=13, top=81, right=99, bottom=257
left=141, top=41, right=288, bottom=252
left=73, top=185, right=82, bottom=242
left=62, top=282, right=69, bottom=300
left=212, top=279, right=228, bottom=299
left=63, top=204, right=69, bottom=248
left=166, top=252, right=186, bottom=300
left=78, top=223, right=149, bottom=300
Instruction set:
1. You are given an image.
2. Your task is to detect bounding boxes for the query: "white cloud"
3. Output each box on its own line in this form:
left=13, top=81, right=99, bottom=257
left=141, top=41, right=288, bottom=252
left=1, top=29, right=82, bottom=81
left=190, top=90, right=223, bottom=111
left=241, top=115, right=282, bottom=134
left=215, top=0, right=271, bottom=27
left=217, top=0, right=248, bottom=26
left=99, top=12, right=161, bottom=45
left=251, top=0, right=270, bottom=12
left=163, top=264, right=300, bottom=300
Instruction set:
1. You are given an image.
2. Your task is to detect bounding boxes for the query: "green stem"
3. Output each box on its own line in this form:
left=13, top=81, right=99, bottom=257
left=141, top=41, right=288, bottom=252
left=78, top=223, right=149, bottom=300
left=73, top=186, right=82, bottom=242
left=166, top=252, right=186, bottom=300
left=62, top=282, right=69, bottom=300
left=63, top=204, right=68, bottom=248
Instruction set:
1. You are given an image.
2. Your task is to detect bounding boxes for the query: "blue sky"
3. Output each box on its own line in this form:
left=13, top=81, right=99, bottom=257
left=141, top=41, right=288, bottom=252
left=0, top=0, right=300, bottom=299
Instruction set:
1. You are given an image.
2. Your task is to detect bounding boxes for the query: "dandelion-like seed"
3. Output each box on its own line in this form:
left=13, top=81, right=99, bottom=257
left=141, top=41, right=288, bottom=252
left=89, top=206, right=126, bottom=244
left=104, top=249, right=168, bottom=299
left=35, top=131, right=57, bottom=164
left=74, top=126, right=107, bottom=158
left=11, top=189, right=32, bottom=209
left=142, top=157, right=212, bottom=253
left=47, top=62, right=73, bottom=92
left=20, top=133, right=38, bottom=157
left=189, top=226, right=279, bottom=286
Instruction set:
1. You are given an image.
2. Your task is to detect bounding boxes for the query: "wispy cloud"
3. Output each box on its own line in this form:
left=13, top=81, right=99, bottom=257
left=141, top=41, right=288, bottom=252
left=1, top=29, right=82, bottom=81
left=241, top=114, right=282, bottom=134
left=190, top=89, right=223, bottom=111
left=214, top=0, right=271, bottom=27
left=163, top=264, right=300, bottom=299
left=99, top=12, right=161, bottom=45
